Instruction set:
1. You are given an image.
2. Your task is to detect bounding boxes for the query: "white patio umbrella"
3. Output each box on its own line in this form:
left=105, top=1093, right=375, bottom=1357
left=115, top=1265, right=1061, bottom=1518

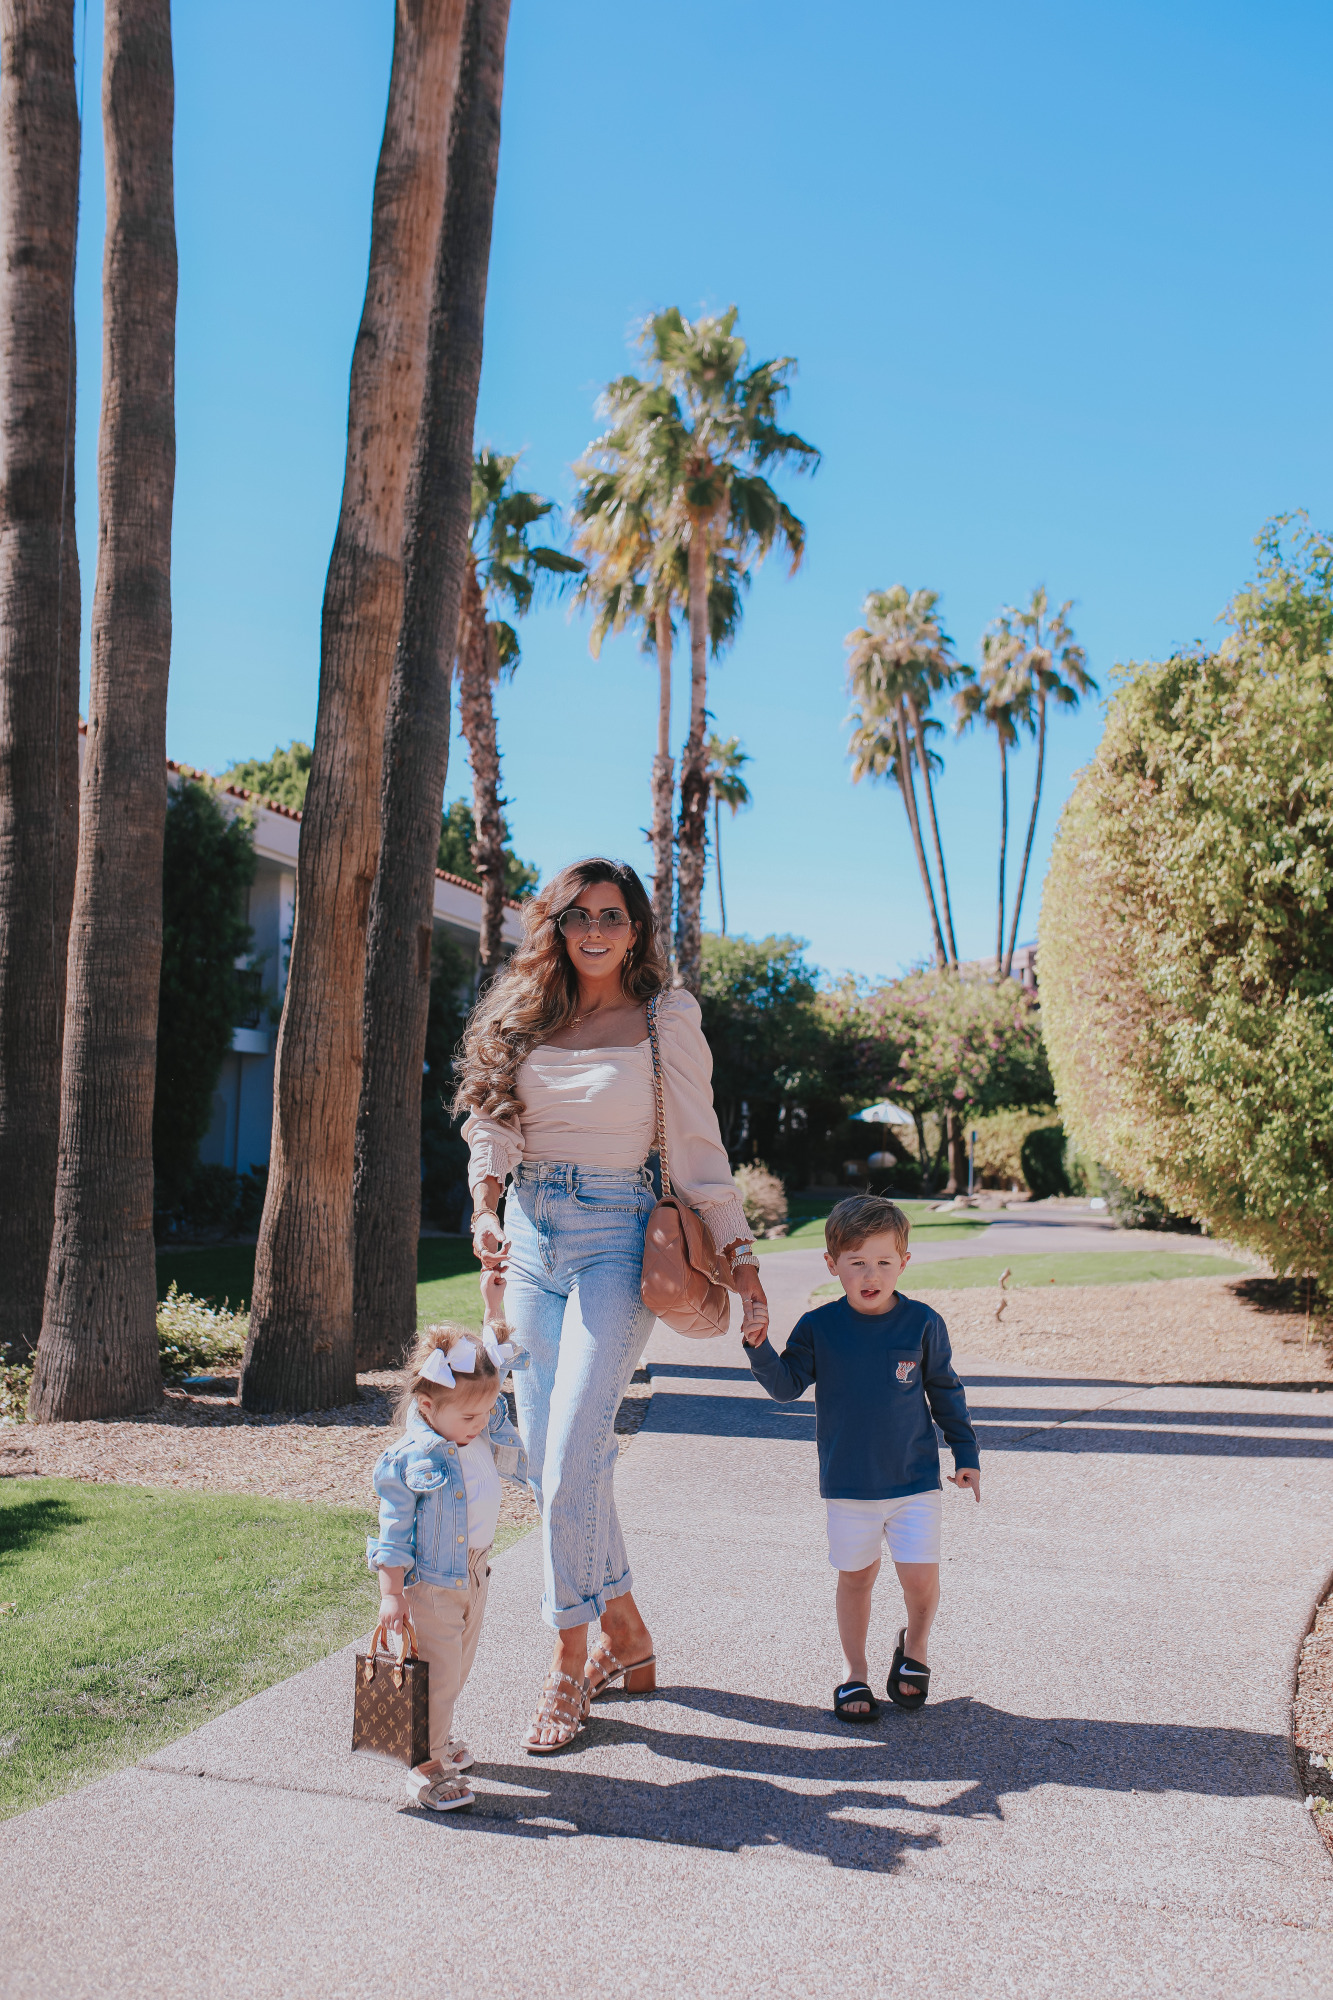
left=852, top=1100, right=915, bottom=1128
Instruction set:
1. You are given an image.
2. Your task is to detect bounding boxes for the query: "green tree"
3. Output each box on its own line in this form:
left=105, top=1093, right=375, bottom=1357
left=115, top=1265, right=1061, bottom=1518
left=457, top=447, right=581, bottom=980
left=613, top=309, right=817, bottom=992
left=698, top=933, right=833, bottom=1173
left=827, top=969, right=1052, bottom=1190
left=420, top=929, right=474, bottom=1229
left=996, top=587, right=1094, bottom=977
left=846, top=586, right=969, bottom=967
left=219, top=740, right=312, bottom=811
left=1041, top=516, right=1333, bottom=1288
left=153, top=782, right=257, bottom=1208
left=436, top=797, right=537, bottom=900
left=704, top=733, right=751, bottom=935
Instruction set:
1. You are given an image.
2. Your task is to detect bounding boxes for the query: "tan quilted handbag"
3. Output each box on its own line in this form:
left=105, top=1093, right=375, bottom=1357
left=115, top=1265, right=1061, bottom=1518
left=351, top=1618, right=430, bottom=1766
left=640, top=993, right=736, bottom=1338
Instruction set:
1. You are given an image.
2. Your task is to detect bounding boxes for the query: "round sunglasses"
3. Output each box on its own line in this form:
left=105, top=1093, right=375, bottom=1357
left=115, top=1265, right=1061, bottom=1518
left=556, top=907, right=632, bottom=939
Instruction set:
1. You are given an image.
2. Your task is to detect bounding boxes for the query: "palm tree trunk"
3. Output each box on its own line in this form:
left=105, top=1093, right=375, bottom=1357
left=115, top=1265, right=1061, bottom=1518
left=893, top=699, right=948, bottom=969
left=1003, top=691, right=1045, bottom=979
left=0, top=0, right=82, bottom=1360
left=945, top=1111, right=968, bottom=1195
left=911, top=1108, right=929, bottom=1191
left=715, top=793, right=727, bottom=935
left=905, top=691, right=957, bottom=966
left=353, top=0, right=508, bottom=1370
left=649, top=598, right=674, bottom=953
left=241, top=1, right=462, bottom=1414
left=457, top=570, right=506, bottom=978
left=29, top=0, right=175, bottom=1423
left=674, top=516, right=710, bottom=993
left=996, top=735, right=1008, bottom=977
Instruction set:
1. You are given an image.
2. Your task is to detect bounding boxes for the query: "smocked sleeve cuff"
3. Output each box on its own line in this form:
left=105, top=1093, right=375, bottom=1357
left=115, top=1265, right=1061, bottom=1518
left=461, top=1107, right=522, bottom=1195
left=700, top=1195, right=752, bottom=1252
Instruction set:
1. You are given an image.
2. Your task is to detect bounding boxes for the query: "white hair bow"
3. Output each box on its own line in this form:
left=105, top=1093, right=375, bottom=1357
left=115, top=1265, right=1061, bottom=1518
left=419, top=1339, right=478, bottom=1390
left=482, top=1325, right=516, bottom=1373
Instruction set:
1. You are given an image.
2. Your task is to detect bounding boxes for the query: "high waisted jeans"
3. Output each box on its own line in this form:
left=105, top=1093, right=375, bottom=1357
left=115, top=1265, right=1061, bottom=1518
left=504, top=1162, right=656, bottom=1630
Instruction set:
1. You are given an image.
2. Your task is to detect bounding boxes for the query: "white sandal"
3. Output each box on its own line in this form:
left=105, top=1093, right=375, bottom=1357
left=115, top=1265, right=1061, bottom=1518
left=444, top=1737, right=474, bottom=1771
left=405, top=1767, right=474, bottom=1812
left=522, top=1668, right=588, bottom=1755
left=584, top=1637, right=657, bottom=1701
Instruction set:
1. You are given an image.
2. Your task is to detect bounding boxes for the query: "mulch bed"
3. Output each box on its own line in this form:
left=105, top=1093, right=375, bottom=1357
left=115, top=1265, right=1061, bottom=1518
left=0, top=1369, right=654, bottom=1535
left=1295, top=1580, right=1333, bottom=1861
left=915, top=1272, right=1333, bottom=1387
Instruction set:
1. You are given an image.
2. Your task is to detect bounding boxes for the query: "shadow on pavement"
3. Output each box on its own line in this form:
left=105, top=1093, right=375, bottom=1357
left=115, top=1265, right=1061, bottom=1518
left=644, top=1392, right=1333, bottom=1458
left=400, top=1691, right=1297, bottom=1873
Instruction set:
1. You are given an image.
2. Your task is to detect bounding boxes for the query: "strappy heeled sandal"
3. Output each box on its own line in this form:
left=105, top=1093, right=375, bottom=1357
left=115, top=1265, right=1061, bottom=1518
left=584, top=1636, right=657, bottom=1701
left=522, top=1668, right=589, bottom=1754
left=887, top=1627, right=931, bottom=1712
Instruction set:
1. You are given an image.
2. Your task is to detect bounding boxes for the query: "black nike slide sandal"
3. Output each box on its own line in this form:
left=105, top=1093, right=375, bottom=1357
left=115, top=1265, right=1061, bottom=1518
left=887, top=1627, right=931, bottom=1711
left=833, top=1679, right=880, bottom=1721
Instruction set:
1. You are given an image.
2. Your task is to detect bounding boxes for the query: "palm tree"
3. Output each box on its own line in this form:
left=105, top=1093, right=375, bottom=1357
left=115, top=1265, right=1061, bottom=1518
left=954, top=622, right=1029, bottom=977
left=999, top=586, right=1095, bottom=977
left=29, top=0, right=176, bottom=1422
left=0, top=0, right=82, bottom=1360
left=704, top=733, right=751, bottom=935
left=633, top=308, right=818, bottom=993
left=846, top=693, right=949, bottom=968
left=241, top=0, right=466, bottom=1414
left=458, top=447, right=582, bottom=981
left=844, top=586, right=970, bottom=966
left=572, top=378, right=683, bottom=949
left=349, top=0, right=511, bottom=1375
left=573, top=405, right=745, bottom=958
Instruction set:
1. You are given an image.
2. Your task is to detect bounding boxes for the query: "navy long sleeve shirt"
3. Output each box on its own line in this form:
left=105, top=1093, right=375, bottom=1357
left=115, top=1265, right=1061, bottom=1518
left=747, top=1292, right=980, bottom=1500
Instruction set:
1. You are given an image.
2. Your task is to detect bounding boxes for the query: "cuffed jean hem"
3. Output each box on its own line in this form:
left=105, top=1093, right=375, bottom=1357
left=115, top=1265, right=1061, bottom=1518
left=541, top=1565, right=634, bottom=1631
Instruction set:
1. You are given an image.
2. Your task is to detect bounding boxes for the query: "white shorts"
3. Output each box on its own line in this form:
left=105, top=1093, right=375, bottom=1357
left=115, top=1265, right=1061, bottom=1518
left=825, top=1489, right=942, bottom=1571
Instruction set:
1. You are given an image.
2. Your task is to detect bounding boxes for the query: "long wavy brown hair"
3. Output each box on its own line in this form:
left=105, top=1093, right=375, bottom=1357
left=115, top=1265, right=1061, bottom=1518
left=452, top=858, right=668, bottom=1120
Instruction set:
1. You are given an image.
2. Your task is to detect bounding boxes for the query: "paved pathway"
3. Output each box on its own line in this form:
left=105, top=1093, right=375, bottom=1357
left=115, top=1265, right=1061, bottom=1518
left=2, top=1256, right=1331, bottom=1998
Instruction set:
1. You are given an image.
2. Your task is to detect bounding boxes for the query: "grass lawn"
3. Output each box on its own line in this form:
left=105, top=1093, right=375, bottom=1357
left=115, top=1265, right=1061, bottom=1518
left=812, top=1248, right=1251, bottom=1299
left=155, top=1238, right=482, bottom=1328
left=0, top=1477, right=525, bottom=1821
left=756, top=1196, right=993, bottom=1256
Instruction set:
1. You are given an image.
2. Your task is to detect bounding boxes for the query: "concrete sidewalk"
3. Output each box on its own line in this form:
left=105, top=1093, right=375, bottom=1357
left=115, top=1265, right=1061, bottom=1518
left=1, top=1265, right=1331, bottom=1997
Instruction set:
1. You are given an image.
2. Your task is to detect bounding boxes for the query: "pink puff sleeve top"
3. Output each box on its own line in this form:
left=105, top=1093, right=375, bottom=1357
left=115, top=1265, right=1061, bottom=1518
left=461, top=988, right=752, bottom=1251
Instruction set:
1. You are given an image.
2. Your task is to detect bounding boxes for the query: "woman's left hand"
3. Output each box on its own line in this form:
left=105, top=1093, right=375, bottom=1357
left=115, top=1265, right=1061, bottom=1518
left=732, top=1259, right=769, bottom=1347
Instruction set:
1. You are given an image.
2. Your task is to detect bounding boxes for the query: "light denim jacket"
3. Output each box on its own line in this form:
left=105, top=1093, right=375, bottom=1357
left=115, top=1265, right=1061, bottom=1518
left=366, top=1390, right=529, bottom=1590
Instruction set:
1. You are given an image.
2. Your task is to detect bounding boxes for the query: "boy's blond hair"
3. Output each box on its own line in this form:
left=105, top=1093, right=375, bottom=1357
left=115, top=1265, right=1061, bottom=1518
left=825, top=1194, right=911, bottom=1260
left=393, top=1320, right=513, bottom=1428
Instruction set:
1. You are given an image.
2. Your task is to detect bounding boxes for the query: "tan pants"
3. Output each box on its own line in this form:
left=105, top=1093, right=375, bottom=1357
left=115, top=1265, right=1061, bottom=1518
left=404, top=1547, right=491, bottom=1761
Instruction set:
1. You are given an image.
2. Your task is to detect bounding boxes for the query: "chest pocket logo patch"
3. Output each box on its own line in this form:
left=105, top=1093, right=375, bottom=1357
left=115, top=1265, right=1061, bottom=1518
left=895, top=1361, right=917, bottom=1384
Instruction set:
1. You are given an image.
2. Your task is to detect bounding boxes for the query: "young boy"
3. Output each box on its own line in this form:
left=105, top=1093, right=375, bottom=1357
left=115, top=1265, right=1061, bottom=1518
left=742, top=1194, right=980, bottom=1719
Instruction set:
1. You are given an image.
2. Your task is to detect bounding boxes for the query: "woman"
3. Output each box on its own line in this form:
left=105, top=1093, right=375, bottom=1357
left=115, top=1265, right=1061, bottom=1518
left=455, top=856, right=770, bottom=1752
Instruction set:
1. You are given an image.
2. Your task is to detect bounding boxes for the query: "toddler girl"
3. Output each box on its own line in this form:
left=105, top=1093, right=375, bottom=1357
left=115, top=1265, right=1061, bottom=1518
left=367, top=1284, right=527, bottom=1812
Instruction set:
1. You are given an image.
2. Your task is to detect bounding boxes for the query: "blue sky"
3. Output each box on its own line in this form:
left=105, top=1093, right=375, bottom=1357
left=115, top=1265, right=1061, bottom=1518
left=69, top=0, right=1333, bottom=982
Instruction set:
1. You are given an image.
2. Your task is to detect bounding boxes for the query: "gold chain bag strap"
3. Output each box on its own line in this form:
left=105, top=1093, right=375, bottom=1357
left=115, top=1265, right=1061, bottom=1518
left=640, top=992, right=735, bottom=1338
left=351, top=1615, right=430, bottom=1767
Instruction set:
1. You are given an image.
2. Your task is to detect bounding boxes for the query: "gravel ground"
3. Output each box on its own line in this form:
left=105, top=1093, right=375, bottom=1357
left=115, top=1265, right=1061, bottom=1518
left=0, top=1369, right=654, bottom=1530
left=913, top=1271, right=1333, bottom=1386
